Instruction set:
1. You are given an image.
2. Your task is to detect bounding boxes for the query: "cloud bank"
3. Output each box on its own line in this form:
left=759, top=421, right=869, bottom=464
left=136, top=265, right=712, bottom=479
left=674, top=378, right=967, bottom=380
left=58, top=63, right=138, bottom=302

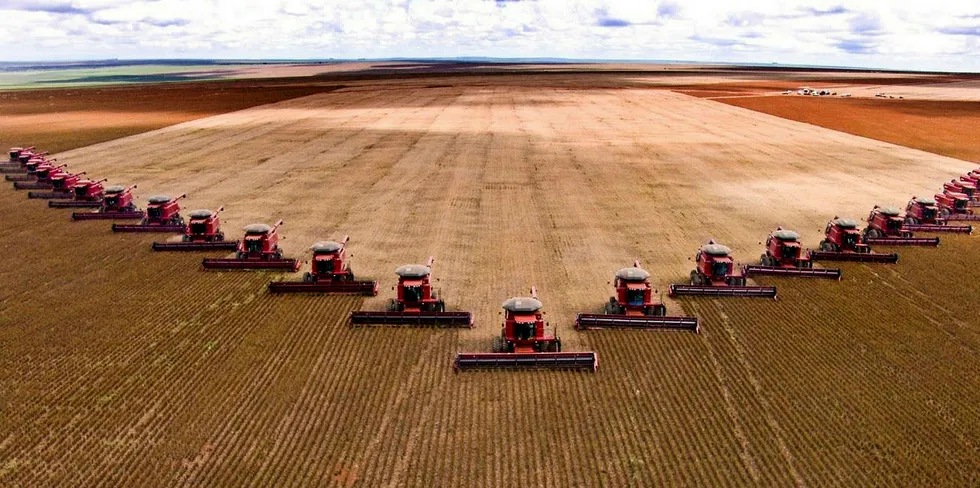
left=0, top=0, right=977, bottom=71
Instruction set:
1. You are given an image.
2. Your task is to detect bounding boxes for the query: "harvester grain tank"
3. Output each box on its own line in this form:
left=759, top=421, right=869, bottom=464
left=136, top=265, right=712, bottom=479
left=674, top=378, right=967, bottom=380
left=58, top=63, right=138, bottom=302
left=454, top=287, right=598, bottom=371
left=574, top=261, right=699, bottom=331
left=669, top=241, right=777, bottom=298
left=902, top=196, right=971, bottom=233
left=808, top=217, right=898, bottom=263
left=151, top=206, right=240, bottom=251
left=742, top=228, right=842, bottom=279
left=112, top=194, right=187, bottom=233
left=861, top=206, right=939, bottom=246
left=936, top=190, right=980, bottom=222
left=201, top=219, right=300, bottom=270
left=28, top=170, right=86, bottom=199
left=71, top=184, right=144, bottom=220
left=48, top=178, right=107, bottom=208
left=268, top=236, right=378, bottom=295
left=349, top=257, right=471, bottom=326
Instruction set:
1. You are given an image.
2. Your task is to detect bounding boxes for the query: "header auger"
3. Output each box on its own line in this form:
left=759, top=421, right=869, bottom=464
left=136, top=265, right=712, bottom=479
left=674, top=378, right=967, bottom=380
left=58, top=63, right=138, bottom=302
left=269, top=236, right=378, bottom=295
left=808, top=217, right=898, bottom=263
left=902, top=196, right=972, bottom=234
left=454, top=287, right=598, bottom=372
left=71, top=184, right=144, bottom=221
left=349, top=256, right=471, bottom=326
left=861, top=206, right=940, bottom=247
left=575, top=261, right=699, bottom=332
left=742, top=228, right=842, bottom=279
left=49, top=178, right=107, bottom=208
left=201, top=219, right=300, bottom=271
left=669, top=241, right=777, bottom=298
left=152, top=206, right=240, bottom=251
left=112, top=194, right=187, bottom=233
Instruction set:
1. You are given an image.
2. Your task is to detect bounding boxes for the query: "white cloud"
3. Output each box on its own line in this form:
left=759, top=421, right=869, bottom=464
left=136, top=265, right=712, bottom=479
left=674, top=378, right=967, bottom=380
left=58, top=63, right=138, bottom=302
left=0, top=0, right=977, bottom=71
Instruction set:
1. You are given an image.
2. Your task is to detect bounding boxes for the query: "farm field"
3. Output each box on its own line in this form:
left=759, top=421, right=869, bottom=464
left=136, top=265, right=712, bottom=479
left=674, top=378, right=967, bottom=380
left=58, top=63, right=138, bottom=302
left=2, top=65, right=980, bottom=486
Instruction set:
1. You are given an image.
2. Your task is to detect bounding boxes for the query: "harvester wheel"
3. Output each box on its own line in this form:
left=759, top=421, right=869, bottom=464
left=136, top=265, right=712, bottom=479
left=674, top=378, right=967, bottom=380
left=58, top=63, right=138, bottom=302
left=689, top=270, right=701, bottom=286
left=940, top=208, right=951, bottom=218
left=865, top=229, right=882, bottom=239
left=273, top=250, right=283, bottom=259
left=646, top=305, right=666, bottom=316
left=819, top=240, right=837, bottom=252
left=904, top=216, right=918, bottom=225
left=303, top=272, right=313, bottom=283
left=216, top=232, right=225, bottom=241
left=236, top=251, right=246, bottom=259
left=491, top=336, right=506, bottom=353
left=551, top=338, right=562, bottom=352
left=436, top=301, right=446, bottom=312
left=182, top=235, right=190, bottom=242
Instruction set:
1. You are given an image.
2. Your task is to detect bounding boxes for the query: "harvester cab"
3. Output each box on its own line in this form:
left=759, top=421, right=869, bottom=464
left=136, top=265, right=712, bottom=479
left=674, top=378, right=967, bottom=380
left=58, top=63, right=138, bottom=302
left=862, top=206, right=940, bottom=246
left=267, top=236, right=378, bottom=295
left=742, top=229, right=841, bottom=279
left=144, top=194, right=186, bottom=225
left=50, top=171, right=85, bottom=190
left=904, top=197, right=938, bottom=225
left=574, top=261, right=700, bottom=331
left=390, top=257, right=443, bottom=313
left=808, top=217, right=899, bottom=263
left=348, top=256, right=470, bottom=326
left=103, top=185, right=138, bottom=212
left=239, top=220, right=284, bottom=259
left=453, top=288, right=598, bottom=371
left=8, top=147, right=24, bottom=162
left=669, top=241, right=778, bottom=298
left=201, top=220, right=300, bottom=270
left=186, top=207, right=225, bottom=242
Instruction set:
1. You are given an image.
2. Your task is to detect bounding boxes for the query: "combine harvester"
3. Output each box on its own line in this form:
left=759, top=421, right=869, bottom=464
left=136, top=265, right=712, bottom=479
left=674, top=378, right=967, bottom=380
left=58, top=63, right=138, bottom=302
left=454, top=287, right=598, bottom=372
left=13, top=162, right=68, bottom=190
left=1, top=147, right=35, bottom=172
left=269, top=236, right=378, bottom=295
left=4, top=156, right=45, bottom=181
left=944, top=179, right=976, bottom=201
left=71, top=185, right=144, bottom=221
left=861, top=206, right=940, bottom=246
left=902, top=196, right=972, bottom=234
left=574, top=261, right=699, bottom=332
left=152, top=206, right=239, bottom=251
left=48, top=178, right=107, bottom=208
left=936, top=190, right=980, bottom=222
left=349, top=257, right=470, bottom=326
left=201, top=219, right=300, bottom=271
left=808, top=217, right=898, bottom=263
left=112, top=194, right=186, bottom=233
left=742, top=228, right=841, bottom=279
left=669, top=241, right=778, bottom=298
left=27, top=170, right=87, bottom=199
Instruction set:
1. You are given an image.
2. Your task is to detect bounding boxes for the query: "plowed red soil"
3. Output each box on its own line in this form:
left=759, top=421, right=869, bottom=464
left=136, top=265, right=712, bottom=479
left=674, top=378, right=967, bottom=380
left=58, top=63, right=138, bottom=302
left=718, top=96, right=980, bottom=163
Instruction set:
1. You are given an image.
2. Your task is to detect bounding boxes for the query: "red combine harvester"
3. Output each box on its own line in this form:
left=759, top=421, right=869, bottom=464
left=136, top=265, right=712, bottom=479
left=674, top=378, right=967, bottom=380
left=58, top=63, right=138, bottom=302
left=944, top=179, right=976, bottom=201
left=201, top=220, right=300, bottom=271
left=269, top=236, right=378, bottom=295
left=902, top=196, right=971, bottom=233
left=574, top=261, right=699, bottom=331
left=936, top=190, right=980, bottom=222
left=669, top=241, right=777, bottom=298
left=13, top=163, right=68, bottom=190
left=112, top=194, right=186, bottom=233
left=48, top=178, right=107, bottom=208
left=4, top=156, right=48, bottom=181
left=743, top=228, right=842, bottom=279
left=454, top=288, right=598, bottom=371
left=71, top=184, right=144, bottom=220
left=1, top=147, right=33, bottom=171
left=861, top=206, right=939, bottom=246
left=349, top=257, right=471, bottom=326
left=152, top=207, right=240, bottom=251
left=27, top=171, right=86, bottom=199
left=808, top=217, right=898, bottom=263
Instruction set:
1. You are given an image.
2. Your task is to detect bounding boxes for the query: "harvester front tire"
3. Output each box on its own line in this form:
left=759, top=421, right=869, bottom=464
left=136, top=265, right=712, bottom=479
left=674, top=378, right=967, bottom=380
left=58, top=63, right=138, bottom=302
left=905, top=217, right=918, bottom=225
left=491, top=336, right=506, bottom=353
left=689, top=270, right=700, bottom=286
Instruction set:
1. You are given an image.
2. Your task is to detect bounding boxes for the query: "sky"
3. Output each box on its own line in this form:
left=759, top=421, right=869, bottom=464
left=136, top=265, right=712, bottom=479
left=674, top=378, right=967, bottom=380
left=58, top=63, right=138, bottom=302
left=1, top=0, right=979, bottom=71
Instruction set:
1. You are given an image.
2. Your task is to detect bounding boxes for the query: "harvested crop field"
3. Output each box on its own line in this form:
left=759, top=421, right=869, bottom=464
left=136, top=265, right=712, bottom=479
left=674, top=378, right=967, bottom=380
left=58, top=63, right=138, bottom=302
left=2, top=67, right=980, bottom=486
